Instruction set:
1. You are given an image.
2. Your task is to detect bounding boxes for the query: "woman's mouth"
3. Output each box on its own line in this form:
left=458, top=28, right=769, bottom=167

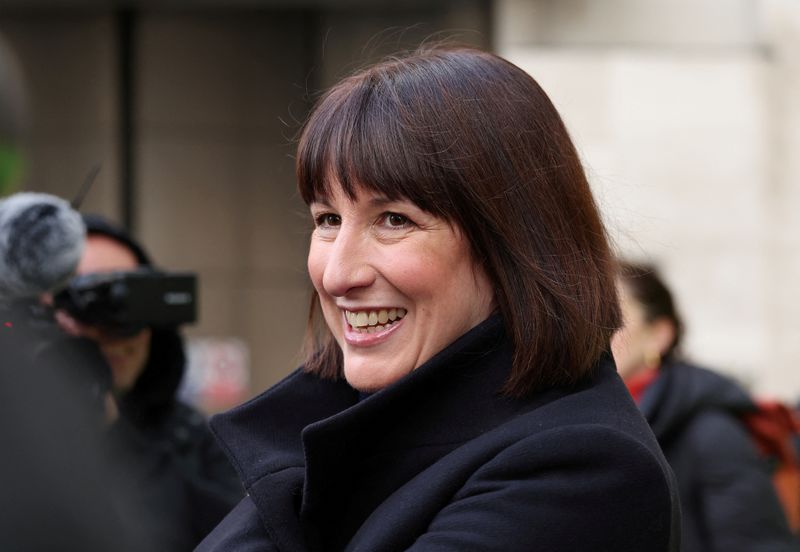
left=344, top=308, right=406, bottom=333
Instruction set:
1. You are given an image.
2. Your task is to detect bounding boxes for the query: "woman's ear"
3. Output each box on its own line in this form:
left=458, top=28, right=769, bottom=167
left=649, top=316, right=677, bottom=357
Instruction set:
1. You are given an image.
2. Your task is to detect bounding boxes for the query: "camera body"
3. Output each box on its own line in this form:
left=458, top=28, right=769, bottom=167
left=54, top=269, right=197, bottom=336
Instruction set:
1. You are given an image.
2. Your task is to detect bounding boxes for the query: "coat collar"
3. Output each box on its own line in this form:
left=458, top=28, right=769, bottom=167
left=211, top=315, right=513, bottom=487
left=210, top=315, right=604, bottom=549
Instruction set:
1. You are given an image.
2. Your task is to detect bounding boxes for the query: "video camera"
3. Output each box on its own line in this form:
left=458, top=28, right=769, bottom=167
left=53, top=269, right=197, bottom=336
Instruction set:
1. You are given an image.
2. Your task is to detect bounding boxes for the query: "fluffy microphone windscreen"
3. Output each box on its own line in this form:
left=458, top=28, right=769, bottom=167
left=0, top=192, right=86, bottom=301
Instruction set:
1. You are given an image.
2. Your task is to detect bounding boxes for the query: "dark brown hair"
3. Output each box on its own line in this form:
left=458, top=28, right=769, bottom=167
left=618, top=261, right=684, bottom=360
left=296, top=46, right=620, bottom=396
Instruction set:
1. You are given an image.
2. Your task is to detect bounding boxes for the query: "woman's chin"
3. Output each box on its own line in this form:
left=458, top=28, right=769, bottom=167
left=344, top=362, right=410, bottom=393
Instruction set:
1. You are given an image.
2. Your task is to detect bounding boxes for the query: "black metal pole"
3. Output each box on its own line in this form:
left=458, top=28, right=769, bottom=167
left=116, top=8, right=136, bottom=232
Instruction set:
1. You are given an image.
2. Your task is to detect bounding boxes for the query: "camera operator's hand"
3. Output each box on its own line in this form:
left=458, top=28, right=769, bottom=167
left=103, top=393, right=120, bottom=425
left=54, top=308, right=83, bottom=337
left=54, top=309, right=120, bottom=426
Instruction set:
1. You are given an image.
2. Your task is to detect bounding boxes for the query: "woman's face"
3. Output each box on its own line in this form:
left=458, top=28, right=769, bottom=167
left=611, top=282, right=651, bottom=379
left=611, top=281, right=674, bottom=379
left=307, top=183, right=495, bottom=392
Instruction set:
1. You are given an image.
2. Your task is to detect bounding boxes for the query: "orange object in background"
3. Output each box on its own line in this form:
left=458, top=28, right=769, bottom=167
left=742, top=400, right=800, bottom=533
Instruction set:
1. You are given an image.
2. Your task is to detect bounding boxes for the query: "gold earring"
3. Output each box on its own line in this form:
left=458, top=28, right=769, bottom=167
left=644, top=348, right=661, bottom=370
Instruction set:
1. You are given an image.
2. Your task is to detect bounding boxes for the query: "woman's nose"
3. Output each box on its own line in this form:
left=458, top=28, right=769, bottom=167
left=320, top=229, right=377, bottom=297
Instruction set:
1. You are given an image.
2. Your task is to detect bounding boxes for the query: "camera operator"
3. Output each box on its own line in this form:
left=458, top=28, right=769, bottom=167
left=0, top=192, right=148, bottom=551
left=54, top=214, right=243, bottom=551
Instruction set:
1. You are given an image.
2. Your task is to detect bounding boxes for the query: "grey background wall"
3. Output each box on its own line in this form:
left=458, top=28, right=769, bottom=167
left=0, top=2, right=491, bottom=402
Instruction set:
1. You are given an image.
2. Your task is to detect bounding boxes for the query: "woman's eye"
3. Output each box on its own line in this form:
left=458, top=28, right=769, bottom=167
left=384, top=212, right=410, bottom=228
left=314, top=213, right=341, bottom=228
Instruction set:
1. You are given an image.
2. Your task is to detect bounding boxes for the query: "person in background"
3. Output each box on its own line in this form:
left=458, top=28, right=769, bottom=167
left=0, top=193, right=146, bottom=551
left=612, top=260, right=798, bottom=552
left=198, top=46, right=680, bottom=551
left=57, top=214, right=243, bottom=551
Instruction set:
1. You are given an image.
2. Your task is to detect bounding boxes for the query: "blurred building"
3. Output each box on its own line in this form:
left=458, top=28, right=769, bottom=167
left=0, top=0, right=797, bottom=404
left=0, top=0, right=491, bottom=409
left=497, top=0, right=800, bottom=400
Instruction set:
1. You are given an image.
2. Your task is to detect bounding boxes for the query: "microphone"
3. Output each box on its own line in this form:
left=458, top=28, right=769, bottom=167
left=0, top=192, right=86, bottom=301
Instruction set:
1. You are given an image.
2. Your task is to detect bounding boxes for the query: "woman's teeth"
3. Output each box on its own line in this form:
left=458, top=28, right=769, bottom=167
left=346, top=308, right=406, bottom=333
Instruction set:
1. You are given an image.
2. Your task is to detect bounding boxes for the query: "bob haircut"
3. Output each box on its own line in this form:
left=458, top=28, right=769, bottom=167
left=296, top=46, right=620, bottom=397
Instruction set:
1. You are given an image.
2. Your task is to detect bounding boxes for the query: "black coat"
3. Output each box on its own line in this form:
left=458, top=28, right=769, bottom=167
left=108, top=327, right=244, bottom=551
left=198, top=316, right=680, bottom=551
left=1, top=301, right=148, bottom=552
left=640, top=362, right=798, bottom=552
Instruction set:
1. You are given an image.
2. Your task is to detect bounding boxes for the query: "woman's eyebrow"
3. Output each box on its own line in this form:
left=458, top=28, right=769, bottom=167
left=309, top=199, right=333, bottom=209
left=367, top=196, right=400, bottom=208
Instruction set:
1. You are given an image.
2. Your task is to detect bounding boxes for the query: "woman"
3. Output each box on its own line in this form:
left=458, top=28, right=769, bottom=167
left=612, top=261, right=797, bottom=551
left=199, top=47, right=680, bottom=551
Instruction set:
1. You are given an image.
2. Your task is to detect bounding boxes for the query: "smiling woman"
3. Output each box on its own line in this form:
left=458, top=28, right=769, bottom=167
left=198, top=46, right=681, bottom=551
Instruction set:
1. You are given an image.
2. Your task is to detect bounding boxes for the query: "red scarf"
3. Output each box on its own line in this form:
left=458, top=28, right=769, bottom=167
left=625, top=368, right=660, bottom=404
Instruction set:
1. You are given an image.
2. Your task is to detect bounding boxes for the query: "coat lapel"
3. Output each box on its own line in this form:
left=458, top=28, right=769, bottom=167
left=298, top=317, right=529, bottom=548
left=211, top=315, right=589, bottom=551
left=210, top=369, right=357, bottom=551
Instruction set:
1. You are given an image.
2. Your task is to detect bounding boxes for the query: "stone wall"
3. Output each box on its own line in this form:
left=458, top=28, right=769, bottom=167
left=497, top=0, right=800, bottom=399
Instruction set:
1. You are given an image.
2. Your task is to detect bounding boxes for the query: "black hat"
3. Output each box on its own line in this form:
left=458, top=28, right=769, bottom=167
left=81, top=214, right=152, bottom=267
